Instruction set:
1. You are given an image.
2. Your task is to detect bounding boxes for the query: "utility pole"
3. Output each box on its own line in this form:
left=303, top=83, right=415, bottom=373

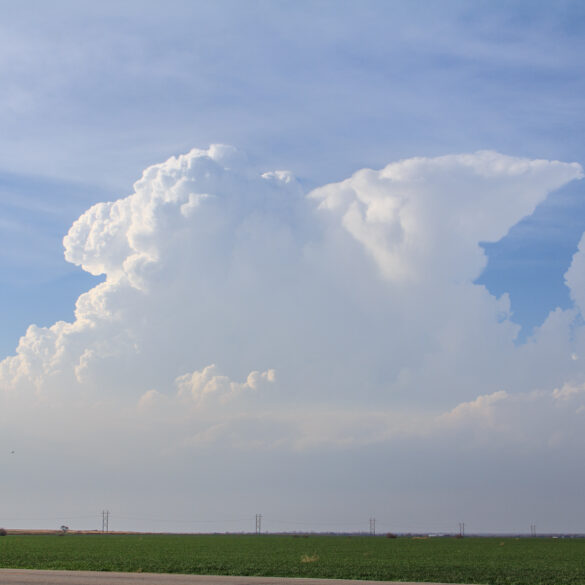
left=102, top=510, right=110, bottom=534
left=255, top=514, right=262, bottom=534
left=369, top=517, right=376, bottom=536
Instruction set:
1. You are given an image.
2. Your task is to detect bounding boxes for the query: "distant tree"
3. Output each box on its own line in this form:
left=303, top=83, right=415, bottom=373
left=59, top=525, right=69, bottom=535
left=0, top=528, right=7, bottom=536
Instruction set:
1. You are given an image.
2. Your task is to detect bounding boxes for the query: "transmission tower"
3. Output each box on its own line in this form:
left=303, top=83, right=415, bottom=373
left=369, top=517, right=376, bottom=536
left=255, top=514, right=262, bottom=534
left=102, top=510, right=110, bottom=533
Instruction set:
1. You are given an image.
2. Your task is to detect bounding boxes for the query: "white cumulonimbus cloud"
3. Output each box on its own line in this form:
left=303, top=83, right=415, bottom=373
left=0, top=145, right=584, bottom=458
left=310, top=151, right=582, bottom=284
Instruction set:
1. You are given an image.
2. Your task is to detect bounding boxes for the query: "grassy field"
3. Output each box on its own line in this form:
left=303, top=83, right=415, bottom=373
left=0, top=533, right=584, bottom=585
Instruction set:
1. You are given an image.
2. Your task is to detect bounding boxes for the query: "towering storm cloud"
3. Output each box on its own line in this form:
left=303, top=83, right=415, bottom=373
left=1, top=147, right=584, bottom=532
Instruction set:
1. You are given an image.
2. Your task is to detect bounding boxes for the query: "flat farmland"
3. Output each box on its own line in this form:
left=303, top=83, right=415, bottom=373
left=1, top=534, right=584, bottom=585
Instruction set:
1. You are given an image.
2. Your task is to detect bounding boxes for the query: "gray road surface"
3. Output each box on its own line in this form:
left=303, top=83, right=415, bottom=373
left=0, top=570, right=470, bottom=585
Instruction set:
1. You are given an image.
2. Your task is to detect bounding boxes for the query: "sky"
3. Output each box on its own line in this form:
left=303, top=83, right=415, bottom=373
left=1, top=0, right=585, bottom=535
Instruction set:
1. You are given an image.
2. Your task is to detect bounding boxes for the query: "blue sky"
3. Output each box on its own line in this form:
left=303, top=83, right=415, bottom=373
left=1, top=1, right=584, bottom=357
left=2, top=1, right=585, bottom=534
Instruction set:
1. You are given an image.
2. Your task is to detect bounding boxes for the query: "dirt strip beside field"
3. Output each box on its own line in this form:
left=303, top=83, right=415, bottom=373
left=0, top=569, right=473, bottom=585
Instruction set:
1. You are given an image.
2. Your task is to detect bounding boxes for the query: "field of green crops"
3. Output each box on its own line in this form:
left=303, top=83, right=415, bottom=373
left=1, top=533, right=584, bottom=585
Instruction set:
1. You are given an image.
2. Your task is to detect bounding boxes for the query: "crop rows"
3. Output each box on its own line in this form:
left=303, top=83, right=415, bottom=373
left=1, top=534, right=584, bottom=584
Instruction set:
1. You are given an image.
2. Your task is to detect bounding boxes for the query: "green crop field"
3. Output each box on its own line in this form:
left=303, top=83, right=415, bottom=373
left=1, top=533, right=584, bottom=585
